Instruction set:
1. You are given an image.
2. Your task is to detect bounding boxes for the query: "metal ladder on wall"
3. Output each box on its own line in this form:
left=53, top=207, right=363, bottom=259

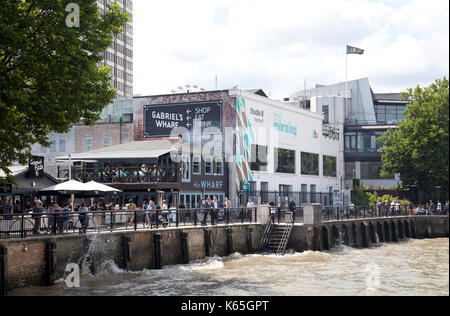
left=276, top=223, right=294, bottom=255
left=259, top=214, right=274, bottom=253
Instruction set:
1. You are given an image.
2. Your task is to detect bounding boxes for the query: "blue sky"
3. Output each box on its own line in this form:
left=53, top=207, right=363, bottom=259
left=133, top=0, right=449, bottom=99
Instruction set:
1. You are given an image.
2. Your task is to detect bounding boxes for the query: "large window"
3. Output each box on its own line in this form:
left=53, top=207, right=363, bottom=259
left=251, top=144, right=268, bottom=172
left=360, top=162, right=395, bottom=180
left=275, top=148, right=296, bottom=174
left=323, top=105, right=329, bottom=124
left=345, top=131, right=385, bottom=153
left=375, top=104, right=406, bottom=124
left=301, top=152, right=319, bottom=176
left=323, top=156, right=337, bottom=177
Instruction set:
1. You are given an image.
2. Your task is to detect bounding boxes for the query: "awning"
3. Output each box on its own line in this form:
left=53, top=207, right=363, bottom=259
left=55, top=140, right=186, bottom=162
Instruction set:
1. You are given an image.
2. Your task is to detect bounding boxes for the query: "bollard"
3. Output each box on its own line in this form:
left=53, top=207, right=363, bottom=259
left=121, top=236, right=132, bottom=270
left=180, top=232, right=190, bottom=264
left=226, top=228, right=233, bottom=256
left=153, top=234, right=163, bottom=269
left=0, top=246, right=7, bottom=297
left=45, top=241, right=57, bottom=286
left=204, top=229, right=212, bottom=257
left=246, top=228, right=253, bottom=254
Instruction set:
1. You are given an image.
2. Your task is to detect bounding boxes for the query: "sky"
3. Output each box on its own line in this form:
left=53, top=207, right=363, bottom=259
left=133, top=0, right=449, bottom=99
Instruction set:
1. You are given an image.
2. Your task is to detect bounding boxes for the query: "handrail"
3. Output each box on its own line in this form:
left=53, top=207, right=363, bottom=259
left=0, top=207, right=258, bottom=240
left=259, top=213, right=274, bottom=252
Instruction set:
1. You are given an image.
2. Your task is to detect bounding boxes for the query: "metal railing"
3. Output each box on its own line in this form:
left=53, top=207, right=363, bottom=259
left=0, top=207, right=257, bottom=240
left=321, top=205, right=449, bottom=222
left=58, top=166, right=180, bottom=183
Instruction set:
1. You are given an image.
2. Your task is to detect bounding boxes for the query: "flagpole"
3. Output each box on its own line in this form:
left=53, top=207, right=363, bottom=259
left=345, top=47, right=348, bottom=120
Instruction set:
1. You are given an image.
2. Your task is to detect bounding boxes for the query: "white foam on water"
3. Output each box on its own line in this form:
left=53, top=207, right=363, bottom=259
left=96, top=259, right=125, bottom=277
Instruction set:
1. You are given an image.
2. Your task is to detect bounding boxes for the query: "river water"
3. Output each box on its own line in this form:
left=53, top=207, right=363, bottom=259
left=10, top=238, right=449, bottom=296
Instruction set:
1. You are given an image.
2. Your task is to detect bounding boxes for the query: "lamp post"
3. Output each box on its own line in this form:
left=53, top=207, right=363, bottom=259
left=119, top=115, right=124, bottom=144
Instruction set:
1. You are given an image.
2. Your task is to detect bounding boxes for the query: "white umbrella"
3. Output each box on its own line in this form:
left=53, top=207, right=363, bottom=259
left=39, top=180, right=93, bottom=194
left=85, top=181, right=122, bottom=193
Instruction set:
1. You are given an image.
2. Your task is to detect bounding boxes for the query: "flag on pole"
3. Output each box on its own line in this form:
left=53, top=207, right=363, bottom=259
left=347, top=45, right=364, bottom=55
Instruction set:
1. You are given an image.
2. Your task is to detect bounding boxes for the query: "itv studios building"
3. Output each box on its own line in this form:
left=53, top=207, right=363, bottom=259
left=58, top=89, right=342, bottom=208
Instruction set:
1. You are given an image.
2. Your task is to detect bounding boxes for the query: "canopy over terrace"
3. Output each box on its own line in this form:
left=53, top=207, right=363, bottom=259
left=55, top=139, right=201, bottom=163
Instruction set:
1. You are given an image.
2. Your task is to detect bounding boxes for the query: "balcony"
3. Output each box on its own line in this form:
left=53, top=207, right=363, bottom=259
left=58, top=166, right=180, bottom=184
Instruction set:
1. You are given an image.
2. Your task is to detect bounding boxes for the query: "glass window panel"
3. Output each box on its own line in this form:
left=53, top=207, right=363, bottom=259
left=301, top=152, right=319, bottom=176
left=275, top=148, right=296, bottom=174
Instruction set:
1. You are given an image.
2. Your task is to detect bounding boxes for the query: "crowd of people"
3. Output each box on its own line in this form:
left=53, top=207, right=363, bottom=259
left=375, top=199, right=449, bottom=216
left=0, top=195, right=247, bottom=235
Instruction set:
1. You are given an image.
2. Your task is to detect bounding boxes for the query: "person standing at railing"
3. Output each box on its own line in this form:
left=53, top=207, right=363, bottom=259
left=31, top=200, right=43, bottom=235
left=384, top=201, right=390, bottom=217
left=78, top=202, right=89, bottom=234
left=202, top=198, right=213, bottom=226
left=376, top=199, right=382, bottom=217
left=126, top=199, right=137, bottom=226
left=147, top=200, right=157, bottom=228
left=4, top=198, right=14, bottom=220
left=394, top=201, right=400, bottom=216
left=436, top=201, right=442, bottom=215
left=60, top=203, right=70, bottom=235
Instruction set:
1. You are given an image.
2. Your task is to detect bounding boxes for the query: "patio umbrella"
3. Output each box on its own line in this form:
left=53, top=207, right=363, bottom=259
left=85, top=181, right=122, bottom=193
left=39, top=180, right=93, bottom=194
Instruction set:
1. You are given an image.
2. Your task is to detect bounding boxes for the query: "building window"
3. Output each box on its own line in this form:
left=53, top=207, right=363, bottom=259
left=301, top=152, right=319, bottom=176
left=192, top=156, right=201, bottom=175
left=375, top=104, right=407, bottom=125
left=360, top=162, right=395, bottom=180
left=205, top=157, right=213, bottom=175
left=275, top=148, right=296, bottom=174
left=323, top=156, right=337, bottom=177
left=251, top=144, right=268, bottom=172
left=59, top=140, right=66, bottom=153
left=83, top=136, right=93, bottom=152
left=214, top=157, right=223, bottom=176
left=49, top=140, right=57, bottom=153
left=181, top=155, right=191, bottom=182
left=102, top=136, right=111, bottom=148
left=345, top=132, right=357, bottom=151
left=323, top=105, right=329, bottom=124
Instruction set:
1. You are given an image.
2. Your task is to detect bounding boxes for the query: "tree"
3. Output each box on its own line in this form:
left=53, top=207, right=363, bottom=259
left=378, top=78, right=449, bottom=200
left=0, top=0, right=129, bottom=184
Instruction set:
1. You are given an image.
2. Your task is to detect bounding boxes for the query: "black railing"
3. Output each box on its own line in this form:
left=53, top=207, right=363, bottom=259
left=59, top=166, right=180, bottom=183
left=248, top=192, right=334, bottom=207
left=321, top=205, right=449, bottom=222
left=0, top=207, right=257, bottom=240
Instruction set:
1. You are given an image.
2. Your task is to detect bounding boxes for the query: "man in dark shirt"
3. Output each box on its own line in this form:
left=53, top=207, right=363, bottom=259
left=32, top=201, right=43, bottom=235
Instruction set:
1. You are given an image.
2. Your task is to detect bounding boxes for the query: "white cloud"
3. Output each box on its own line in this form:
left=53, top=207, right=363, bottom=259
left=133, top=0, right=449, bottom=98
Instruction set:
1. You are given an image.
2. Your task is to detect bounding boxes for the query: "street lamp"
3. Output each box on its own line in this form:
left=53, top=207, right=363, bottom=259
left=119, top=115, right=124, bottom=144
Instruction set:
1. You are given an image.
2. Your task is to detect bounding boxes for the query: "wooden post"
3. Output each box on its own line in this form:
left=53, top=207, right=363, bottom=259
left=121, top=236, right=132, bottom=270
left=204, top=229, right=212, bottom=257
left=226, top=228, right=233, bottom=256
left=45, top=241, right=57, bottom=286
left=153, top=234, right=163, bottom=269
left=180, top=232, right=190, bottom=264
left=246, top=228, right=253, bottom=254
left=0, top=246, right=7, bottom=297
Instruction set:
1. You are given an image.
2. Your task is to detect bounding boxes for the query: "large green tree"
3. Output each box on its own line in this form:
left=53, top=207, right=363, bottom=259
left=0, top=0, right=128, bottom=184
left=379, top=77, right=449, bottom=200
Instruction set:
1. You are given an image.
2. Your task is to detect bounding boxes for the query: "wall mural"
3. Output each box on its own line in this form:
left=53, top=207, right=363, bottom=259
left=235, top=97, right=255, bottom=193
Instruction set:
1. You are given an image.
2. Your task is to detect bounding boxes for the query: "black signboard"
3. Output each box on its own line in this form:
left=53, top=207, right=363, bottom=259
left=28, top=156, right=45, bottom=179
left=143, top=100, right=222, bottom=138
